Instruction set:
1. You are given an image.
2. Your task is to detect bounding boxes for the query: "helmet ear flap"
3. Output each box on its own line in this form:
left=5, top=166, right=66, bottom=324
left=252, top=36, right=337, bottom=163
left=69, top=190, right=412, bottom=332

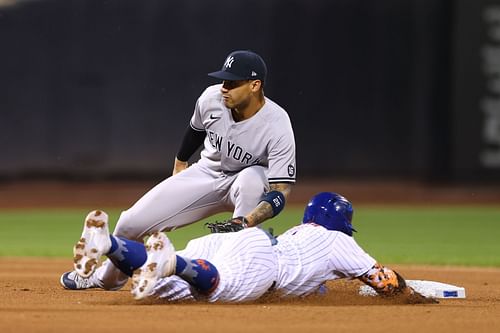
left=302, top=192, right=356, bottom=236
left=334, top=200, right=354, bottom=224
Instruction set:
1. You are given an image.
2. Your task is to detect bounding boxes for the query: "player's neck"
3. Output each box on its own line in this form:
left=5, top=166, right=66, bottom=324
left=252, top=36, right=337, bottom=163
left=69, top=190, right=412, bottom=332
left=231, top=95, right=265, bottom=122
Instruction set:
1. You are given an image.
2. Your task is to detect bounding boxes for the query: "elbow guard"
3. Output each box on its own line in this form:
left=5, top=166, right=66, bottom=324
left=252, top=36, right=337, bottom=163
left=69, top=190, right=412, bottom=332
left=260, top=190, right=286, bottom=217
left=177, top=125, right=206, bottom=162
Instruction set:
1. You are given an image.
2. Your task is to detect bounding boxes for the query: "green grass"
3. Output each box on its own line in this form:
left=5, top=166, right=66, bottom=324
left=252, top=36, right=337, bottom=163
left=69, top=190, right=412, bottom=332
left=0, top=206, right=499, bottom=267
left=353, top=206, right=500, bottom=266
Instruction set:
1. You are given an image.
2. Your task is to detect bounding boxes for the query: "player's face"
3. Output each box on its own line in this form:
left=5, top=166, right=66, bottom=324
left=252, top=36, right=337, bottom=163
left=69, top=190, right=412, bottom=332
left=220, top=80, right=259, bottom=109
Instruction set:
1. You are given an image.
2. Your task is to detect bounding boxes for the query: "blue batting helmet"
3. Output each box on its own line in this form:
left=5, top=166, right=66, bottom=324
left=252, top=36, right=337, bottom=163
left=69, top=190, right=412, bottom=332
left=302, top=192, right=356, bottom=236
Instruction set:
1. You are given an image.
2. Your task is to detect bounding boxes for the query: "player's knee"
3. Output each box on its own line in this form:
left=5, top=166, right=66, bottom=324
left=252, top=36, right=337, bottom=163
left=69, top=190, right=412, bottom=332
left=239, top=181, right=265, bottom=200
left=232, top=167, right=267, bottom=200
left=113, top=211, right=143, bottom=241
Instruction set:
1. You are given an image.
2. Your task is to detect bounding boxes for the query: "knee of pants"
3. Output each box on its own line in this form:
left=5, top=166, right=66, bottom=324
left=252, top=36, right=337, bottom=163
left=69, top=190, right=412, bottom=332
left=112, top=210, right=145, bottom=242
left=231, top=166, right=268, bottom=203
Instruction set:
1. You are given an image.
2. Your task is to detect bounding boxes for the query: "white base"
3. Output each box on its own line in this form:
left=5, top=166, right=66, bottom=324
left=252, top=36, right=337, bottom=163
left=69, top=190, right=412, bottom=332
left=359, top=279, right=466, bottom=299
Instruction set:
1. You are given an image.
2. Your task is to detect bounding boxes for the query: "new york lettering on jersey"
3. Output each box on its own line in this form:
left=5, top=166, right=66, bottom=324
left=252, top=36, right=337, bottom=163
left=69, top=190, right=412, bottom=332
left=206, top=129, right=262, bottom=165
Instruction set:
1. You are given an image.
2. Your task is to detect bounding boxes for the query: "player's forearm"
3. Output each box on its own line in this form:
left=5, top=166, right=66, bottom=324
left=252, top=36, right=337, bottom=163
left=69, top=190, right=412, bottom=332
left=245, top=183, right=292, bottom=227
left=172, top=157, right=189, bottom=175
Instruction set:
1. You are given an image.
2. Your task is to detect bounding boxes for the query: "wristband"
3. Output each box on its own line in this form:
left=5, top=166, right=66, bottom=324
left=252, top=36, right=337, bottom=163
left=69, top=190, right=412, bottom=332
left=260, top=191, right=285, bottom=217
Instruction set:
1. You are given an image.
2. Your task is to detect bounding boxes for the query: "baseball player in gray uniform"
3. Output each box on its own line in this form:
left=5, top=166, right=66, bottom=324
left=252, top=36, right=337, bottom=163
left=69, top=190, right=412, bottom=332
left=60, top=50, right=296, bottom=291
left=130, top=192, right=433, bottom=303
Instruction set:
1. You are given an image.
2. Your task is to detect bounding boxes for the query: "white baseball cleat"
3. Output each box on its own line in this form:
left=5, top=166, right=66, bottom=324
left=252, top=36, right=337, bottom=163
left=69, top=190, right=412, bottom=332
left=131, top=232, right=176, bottom=300
left=73, top=210, right=112, bottom=278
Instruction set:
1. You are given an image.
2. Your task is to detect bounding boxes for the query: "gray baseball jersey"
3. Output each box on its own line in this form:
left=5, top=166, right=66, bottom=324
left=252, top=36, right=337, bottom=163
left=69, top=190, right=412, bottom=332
left=192, top=84, right=296, bottom=183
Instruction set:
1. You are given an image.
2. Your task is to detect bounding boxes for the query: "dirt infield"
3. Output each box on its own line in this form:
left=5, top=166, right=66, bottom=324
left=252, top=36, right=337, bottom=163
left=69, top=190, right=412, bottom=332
left=0, top=258, right=499, bottom=333
left=1, top=179, right=499, bottom=332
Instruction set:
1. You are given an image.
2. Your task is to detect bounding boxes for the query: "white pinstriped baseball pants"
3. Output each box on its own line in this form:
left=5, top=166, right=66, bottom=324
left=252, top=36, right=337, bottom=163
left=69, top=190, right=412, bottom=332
left=153, top=228, right=278, bottom=302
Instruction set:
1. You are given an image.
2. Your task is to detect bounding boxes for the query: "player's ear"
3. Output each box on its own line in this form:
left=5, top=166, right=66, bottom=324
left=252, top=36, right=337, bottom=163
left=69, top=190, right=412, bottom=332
left=250, top=80, right=262, bottom=92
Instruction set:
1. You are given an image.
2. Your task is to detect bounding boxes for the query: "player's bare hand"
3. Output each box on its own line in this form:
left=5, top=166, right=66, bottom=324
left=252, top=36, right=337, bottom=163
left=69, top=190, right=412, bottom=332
left=172, top=158, right=189, bottom=175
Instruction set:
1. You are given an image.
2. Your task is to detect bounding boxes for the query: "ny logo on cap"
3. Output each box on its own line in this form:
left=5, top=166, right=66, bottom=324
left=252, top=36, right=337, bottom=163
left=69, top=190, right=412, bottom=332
left=224, top=56, right=235, bottom=69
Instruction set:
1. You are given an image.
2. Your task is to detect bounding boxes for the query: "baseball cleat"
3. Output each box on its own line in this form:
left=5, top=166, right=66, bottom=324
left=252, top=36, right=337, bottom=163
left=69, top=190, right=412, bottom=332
left=73, top=210, right=112, bottom=278
left=131, top=232, right=176, bottom=300
left=60, top=270, right=101, bottom=290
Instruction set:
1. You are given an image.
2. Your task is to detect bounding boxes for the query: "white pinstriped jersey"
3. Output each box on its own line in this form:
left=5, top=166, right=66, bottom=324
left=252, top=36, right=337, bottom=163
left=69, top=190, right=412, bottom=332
left=153, top=224, right=375, bottom=302
left=190, top=84, right=296, bottom=183
left=274, top=224, right=376, bottom=297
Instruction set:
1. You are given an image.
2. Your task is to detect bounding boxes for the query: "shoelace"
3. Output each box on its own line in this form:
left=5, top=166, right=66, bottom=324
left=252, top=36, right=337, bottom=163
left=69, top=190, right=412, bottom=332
left=70, top=272, right=96, bottom=288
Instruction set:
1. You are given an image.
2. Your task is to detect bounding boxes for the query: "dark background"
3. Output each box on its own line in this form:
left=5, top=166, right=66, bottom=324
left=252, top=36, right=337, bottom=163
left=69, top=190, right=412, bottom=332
left=1, top=0, right=499, bottom=183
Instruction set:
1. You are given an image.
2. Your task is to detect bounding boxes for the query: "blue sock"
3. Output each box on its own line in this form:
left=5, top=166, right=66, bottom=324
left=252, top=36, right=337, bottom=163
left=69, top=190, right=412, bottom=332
left=106, top=235, right=147, bottom=277
left=175, top=256, right=219, bottom=294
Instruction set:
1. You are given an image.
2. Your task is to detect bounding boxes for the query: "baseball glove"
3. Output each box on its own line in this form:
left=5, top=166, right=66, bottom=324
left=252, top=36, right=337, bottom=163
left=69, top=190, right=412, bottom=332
left=205, top=216, right=248, bottom=233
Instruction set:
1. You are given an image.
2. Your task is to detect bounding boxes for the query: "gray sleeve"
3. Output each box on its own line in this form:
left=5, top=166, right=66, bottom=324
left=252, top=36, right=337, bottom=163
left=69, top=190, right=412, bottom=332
left=267, top=118, right=296, bottom=183
left=189, top=98, right=205, bottom=131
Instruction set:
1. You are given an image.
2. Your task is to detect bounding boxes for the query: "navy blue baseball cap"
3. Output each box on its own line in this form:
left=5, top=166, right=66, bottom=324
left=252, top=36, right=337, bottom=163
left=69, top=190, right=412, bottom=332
left=208, top=50, right=267, bottom=83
